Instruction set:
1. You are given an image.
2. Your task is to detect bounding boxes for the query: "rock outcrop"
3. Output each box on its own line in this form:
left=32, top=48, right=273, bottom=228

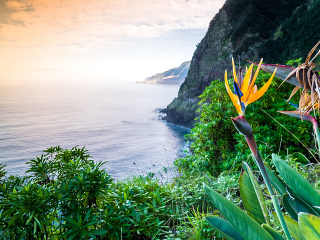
left=163, top=0, right=319, bottom=128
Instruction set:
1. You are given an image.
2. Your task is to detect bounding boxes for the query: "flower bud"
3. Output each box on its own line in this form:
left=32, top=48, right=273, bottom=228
left=231, top=115, right=252, bottom=136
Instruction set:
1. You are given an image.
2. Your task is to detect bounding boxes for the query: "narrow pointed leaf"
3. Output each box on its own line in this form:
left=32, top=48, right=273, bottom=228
left=262, top=224, right=285, bottom=240
left=206, top=216, right=245, bottom=240
left=204, top=183, right=274, bottom=240
left=298, top=212, right=320, bottom=240
left=272, top=154, right=320, bottom=214
left=84, top=209, right=92, bottom=223
left=278, top=111, right=315, bottom=122
left=240, top=162, right=269, bottom=225
left=264, top=164, right=289, bottom=196
left=253, top=63, right=300, bottom=87
left=283, top=193, right=319, bottom=222
left=90, top=230, right=108, bottom=235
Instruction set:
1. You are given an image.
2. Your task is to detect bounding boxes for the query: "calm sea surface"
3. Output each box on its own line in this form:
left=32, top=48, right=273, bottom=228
left=0, top=82, right=189, bottom=180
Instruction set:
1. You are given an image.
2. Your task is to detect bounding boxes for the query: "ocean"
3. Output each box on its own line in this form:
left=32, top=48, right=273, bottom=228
left=0, top=82, right=189, bottom=180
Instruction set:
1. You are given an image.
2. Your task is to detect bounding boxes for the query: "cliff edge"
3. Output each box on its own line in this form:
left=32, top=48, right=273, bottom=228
left=163, top=0, right=319, bottom=127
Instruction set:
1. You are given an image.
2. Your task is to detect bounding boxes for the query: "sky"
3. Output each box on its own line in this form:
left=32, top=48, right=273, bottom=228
left=0, top=0, right=226, bottom=86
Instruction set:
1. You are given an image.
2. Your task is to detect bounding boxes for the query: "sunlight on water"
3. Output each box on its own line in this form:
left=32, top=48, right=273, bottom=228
left=0, top=82, right=189, bottom=180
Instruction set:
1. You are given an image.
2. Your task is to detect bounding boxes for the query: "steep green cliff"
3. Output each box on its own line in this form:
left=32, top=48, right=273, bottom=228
left=164, top=0, right=318, bottom=127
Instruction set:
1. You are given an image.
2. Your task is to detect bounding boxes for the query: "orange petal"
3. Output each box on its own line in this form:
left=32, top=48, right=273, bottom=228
left=232, top=57, right=238, bottom=84
left=225, top=70, right=241, bottom=114
left=245, top=84, right=258, bottom=104
left=253, top=85, right=257, bottom=93
left=246, top=68, right=276, bottom=105
left=241, top=64, right=253, bottom=99
left=248, top=59, right=263, bottom=92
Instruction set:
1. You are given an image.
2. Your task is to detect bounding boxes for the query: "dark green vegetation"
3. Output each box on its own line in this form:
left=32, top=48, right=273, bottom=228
left=0, top=146, right=221, bottom=239
left=165, top=0, right=320, bottom=127
left=260, top=0, right=320, bottom=66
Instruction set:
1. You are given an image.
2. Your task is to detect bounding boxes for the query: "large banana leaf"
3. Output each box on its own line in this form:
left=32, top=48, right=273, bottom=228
left=206, top=216, right=245, bottom=240
left=204, top=184, right=273, bottom=240
left=239, top=162, right=269, bottom=225
left=281, top=214, right=306, bottom=240
left=272, top=154, right=320, bottom=214
left=298, top=212, right=320, bottom=240
left=283, top=193, right=319, bottom=222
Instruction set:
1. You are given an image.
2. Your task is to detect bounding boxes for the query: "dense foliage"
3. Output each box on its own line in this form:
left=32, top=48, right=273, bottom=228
left=0, top=146, right=233, bottom=239
left=0, top=147, right=173, bottom=239
left=175, top=60, right=315, bottom=176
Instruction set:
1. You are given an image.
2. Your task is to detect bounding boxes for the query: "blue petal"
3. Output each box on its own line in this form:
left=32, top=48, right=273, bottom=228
left=233, top=80, right=243, bottom=98
left=240, top=102, right=246, bottom=114
left=286, top=99, right=298, bottom=108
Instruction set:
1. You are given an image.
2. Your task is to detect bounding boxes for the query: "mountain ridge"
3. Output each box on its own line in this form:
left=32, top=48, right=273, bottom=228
left=138, top=61, right=190, bottom=85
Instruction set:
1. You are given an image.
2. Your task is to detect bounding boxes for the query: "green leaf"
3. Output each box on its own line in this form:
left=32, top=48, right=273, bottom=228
left=283, top=194, right=298, bottom=221
left=90, top=230, right=108, bottom=236
left=283, top=193, right=319, bottom=222
left=272, top=154, right=320, bottom=213
left=280, top=214, right=306, bottom=240
left=84, top=209, right=92, bottom=223
left=264, top=163, right=290, bottom=196
left=298, top=212, right=320, bottom=240
left=240, top=162, right=269, bottom=225
left=206, top=216, right=245, bottom=240
left=26, top=210, right=35, bottom=225
left=204, top=183, right=273, bottom=240
left=262, top=224, right=285, bottom=240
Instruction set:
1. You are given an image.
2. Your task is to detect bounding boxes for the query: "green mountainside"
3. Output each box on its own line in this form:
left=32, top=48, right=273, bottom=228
left=164, top=0, right=319, bottom=127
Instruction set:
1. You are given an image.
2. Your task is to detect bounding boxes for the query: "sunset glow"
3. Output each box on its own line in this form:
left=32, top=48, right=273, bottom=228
left=0, top=0, right=225, bottom=86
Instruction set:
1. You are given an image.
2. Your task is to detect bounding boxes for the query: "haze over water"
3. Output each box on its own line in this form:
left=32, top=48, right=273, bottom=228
left=0, top=82, right=189, bottom=180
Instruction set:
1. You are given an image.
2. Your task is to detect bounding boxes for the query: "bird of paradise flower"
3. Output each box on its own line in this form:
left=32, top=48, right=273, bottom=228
left=224, top=58, right=292, bottom=240
left=225, top=58, right=276, bottom=116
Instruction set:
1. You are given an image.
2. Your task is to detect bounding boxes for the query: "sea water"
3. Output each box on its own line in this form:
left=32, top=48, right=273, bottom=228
left=0, top=82, right=189, bottom=180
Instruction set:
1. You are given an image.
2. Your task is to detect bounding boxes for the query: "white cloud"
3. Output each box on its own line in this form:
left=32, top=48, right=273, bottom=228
left=1, top=0, right=225, bottom=50
left=0, top=0, right=226, bottom=85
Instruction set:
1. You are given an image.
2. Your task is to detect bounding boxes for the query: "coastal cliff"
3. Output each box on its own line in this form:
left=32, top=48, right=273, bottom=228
left=164, top=0, right=319, bottom=127
left=140, top=61, right=190, bottom=85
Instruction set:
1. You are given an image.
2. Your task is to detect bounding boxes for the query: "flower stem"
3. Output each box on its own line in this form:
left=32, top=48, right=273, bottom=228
left=245, top=133, right=292, bottom=240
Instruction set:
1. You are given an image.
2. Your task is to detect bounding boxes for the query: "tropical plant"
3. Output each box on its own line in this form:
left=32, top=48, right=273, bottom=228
left=204, top=154, right=320, bottom=240
left=0, top=180, right=58, bottom=239
left=203, top=41, right=320, bottom=240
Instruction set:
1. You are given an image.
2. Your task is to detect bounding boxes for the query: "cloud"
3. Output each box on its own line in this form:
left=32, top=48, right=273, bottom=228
left=6, top=0, right=33, bottom=11
left=0, top=0, right=226, bottom=84
left=0, top=0, right=225, bottom=50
